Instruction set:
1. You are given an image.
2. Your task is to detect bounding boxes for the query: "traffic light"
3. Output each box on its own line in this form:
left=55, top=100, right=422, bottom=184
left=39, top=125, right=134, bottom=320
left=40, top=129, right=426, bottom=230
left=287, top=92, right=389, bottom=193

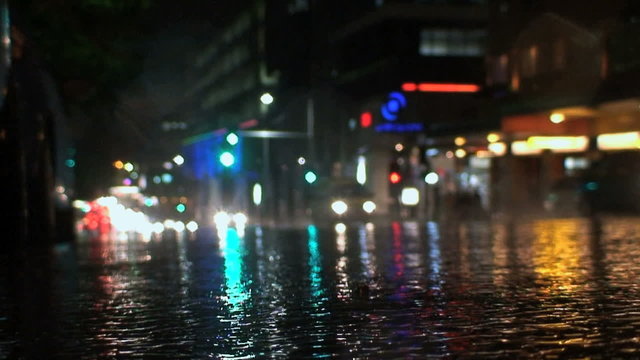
left=218, top=131, right=242, bottom=173
left=305, top=170, right=317, bottom=184
left=389, top=171, right=402, bottom=184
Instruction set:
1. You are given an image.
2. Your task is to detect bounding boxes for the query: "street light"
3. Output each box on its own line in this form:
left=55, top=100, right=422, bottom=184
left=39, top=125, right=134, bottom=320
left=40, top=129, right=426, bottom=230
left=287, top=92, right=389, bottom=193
left=260, top=92, right=274, bottom=105
left=173, top=155, right=185, bottom=166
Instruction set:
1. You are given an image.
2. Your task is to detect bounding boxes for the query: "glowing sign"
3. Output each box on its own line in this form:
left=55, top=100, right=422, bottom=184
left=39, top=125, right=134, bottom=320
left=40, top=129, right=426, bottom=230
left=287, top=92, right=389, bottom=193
left=402, top=82, right=480, bottom=93
left=597, top=131, right=640, bottom=150
left=527, top=136, right=589, bottom=153
left=380, top=92, right=407, bottom=121
left=375, top=123, right=424, bottom=132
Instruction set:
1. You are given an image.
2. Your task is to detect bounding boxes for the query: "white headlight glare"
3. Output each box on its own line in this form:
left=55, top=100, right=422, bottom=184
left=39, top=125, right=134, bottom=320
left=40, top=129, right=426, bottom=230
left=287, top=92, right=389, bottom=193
left=331, top=200, right=348, bottom=215
left=362, top=201, right=376, bottom=214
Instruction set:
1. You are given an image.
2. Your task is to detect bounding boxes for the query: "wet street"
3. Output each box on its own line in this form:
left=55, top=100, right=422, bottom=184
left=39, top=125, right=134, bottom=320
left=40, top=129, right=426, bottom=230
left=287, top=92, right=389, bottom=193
left=3, top=216, right=640, bottom=359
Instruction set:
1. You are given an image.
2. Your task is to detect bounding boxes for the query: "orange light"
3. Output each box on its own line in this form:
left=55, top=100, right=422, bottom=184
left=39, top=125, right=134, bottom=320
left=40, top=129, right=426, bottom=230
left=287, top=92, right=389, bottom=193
left=114, top=160, right=124, bottom=170
left=389, top=172, right=402, bottom=184
left=416, top=83, right=480, bottom=93
left=402, top=82, right=418, bottom=92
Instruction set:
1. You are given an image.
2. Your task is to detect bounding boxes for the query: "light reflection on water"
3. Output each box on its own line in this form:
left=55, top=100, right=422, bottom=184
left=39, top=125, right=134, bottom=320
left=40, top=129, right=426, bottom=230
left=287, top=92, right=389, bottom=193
left=3, top=216, right=640, bottom=358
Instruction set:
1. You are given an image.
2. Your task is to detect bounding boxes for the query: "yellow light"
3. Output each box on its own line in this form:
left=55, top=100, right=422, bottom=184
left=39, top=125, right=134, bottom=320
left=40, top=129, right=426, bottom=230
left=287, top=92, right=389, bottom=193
left=527, top=136, right=589, bottom=153
left=114, top=160, right=124, bottom=169
left=487, top=133, right=500, bottom=143
left=597, top=131, right=640, bottom=151
left=455, top=148, right=467, bottom=158
left=488, top=142, right=507, bottom=156
left=123, top=162, right=134, bottom=172
left=454, top=136, right=466, bottom=146
left=511, top=140, right=543, bottom=155
left=475, top=150, right=493, bottom=158
left=549, top=112, right=565, bottom=124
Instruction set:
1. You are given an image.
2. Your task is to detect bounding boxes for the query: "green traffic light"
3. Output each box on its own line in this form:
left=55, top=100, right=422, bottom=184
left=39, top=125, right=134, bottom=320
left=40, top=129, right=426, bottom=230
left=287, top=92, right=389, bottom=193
left=220, top=151, right=235, bottom=167
left=305, top=171, right=317, bottom=184
left=226, top=132, right=239, bottom=146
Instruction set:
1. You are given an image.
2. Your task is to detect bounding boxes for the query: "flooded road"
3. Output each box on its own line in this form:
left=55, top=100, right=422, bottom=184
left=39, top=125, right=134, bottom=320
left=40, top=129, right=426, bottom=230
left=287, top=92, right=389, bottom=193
left=2, top=216, right=640, bottom=358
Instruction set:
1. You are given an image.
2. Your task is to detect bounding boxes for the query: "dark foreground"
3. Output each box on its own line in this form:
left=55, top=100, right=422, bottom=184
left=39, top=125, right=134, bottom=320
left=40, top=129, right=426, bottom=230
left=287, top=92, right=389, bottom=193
left=2, top=216, right=640, bottom=359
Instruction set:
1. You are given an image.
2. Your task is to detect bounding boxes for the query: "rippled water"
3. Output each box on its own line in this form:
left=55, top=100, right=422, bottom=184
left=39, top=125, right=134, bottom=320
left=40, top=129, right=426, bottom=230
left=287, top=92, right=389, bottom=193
left=3, top=216, right=640, bottom=359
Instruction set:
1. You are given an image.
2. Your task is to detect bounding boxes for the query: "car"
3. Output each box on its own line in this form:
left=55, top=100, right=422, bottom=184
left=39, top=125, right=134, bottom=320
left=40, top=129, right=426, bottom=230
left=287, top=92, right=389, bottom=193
left=308, top=178, right=377, bottom=223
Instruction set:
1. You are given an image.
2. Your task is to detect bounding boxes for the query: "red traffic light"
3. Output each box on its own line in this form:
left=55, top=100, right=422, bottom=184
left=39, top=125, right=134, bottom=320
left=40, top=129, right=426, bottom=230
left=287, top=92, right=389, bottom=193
left=360, top=112, right=372, bottom=128
left=389, top=171, right=401, bottom=184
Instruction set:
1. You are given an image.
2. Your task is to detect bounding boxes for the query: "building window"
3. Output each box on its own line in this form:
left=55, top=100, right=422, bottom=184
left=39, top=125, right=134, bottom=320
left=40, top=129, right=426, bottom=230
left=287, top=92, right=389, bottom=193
left=419, top=28, right=485, bottom=56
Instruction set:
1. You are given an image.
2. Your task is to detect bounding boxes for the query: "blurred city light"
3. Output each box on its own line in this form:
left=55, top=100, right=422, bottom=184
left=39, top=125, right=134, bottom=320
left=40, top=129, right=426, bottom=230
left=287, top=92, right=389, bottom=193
left=161, top=173, right=173, bottom=183
left=426, top=148, right=439, bottom=157
left=527, top=136, right=589, bottom=153
left=297, top=156, right=306, bottom=165
left=488, top=142, right=507, bottom=156
left=511, top=140, right=542, bottom=155
left=153, top=176, right=162, bottom=184
left=152, top=222, right=164, bottom=233
left=176, top=203, right=186, bottom=213
left=233, top=212, right=248, bottom=227
left=395, top=143, right=404, bottom=152
left=164, top=219, right=176, bottom=230
left=65, top=159, right=76, bottom=168
left=335, top=223, right=347, bottom=234
left=360, top=112, right=372, bottom=128
left=186, top=221, right=199, bottom=232
left=305, top=171, right=317, bottom=184
left=219, top=151, right=235, bottom=167
left=163, top=161, right=174, bottom=170
left=124, top=162, right=134, bottom=172
left=214, top=211, right=231, bottom=228
left=123, top=178, right=132, bottom=186
left=389, top=171, right=401, bottom=184
left=114, top=160, right=124, bottom=169
left=400, top=187, right=420, bottom=206
left=173, top=154, right=185, bottom=166
left=597, top=131, right=640, bottom=150
left=173, top=221, right=185, bottom=232
left=260, top=92, right=274, bottom=105
left=226, top=132, right=239, bottom=146
left=487, top=133, right=500, bottom=143
left=362, top=200, right=376, bottom=214
left=331, top=200, right=348, bottom=215
left=454, top=136, right=466, bottom=146
left=402, top=82, right=480, bottom=93
left=455, top=148, right=467, bottom=158
left=356, top=156, right=366, bottom=185
left=425, top=172, right=439, bottom=185
left=549, top=112, right=566, bottom=124
left=252, top=183, right=262, bottom=206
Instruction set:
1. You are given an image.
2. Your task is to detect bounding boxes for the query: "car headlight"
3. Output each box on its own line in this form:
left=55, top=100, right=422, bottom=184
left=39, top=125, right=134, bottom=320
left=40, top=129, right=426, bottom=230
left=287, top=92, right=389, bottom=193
left=214, top=211, right=231, bottom=228
left=233, top=212, right=248, bottom=227
left=362, top=201, right=376, bottom=214
left=400, top=187, right=420, bottom=206
left=331, top=200, right=348, bottom=215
